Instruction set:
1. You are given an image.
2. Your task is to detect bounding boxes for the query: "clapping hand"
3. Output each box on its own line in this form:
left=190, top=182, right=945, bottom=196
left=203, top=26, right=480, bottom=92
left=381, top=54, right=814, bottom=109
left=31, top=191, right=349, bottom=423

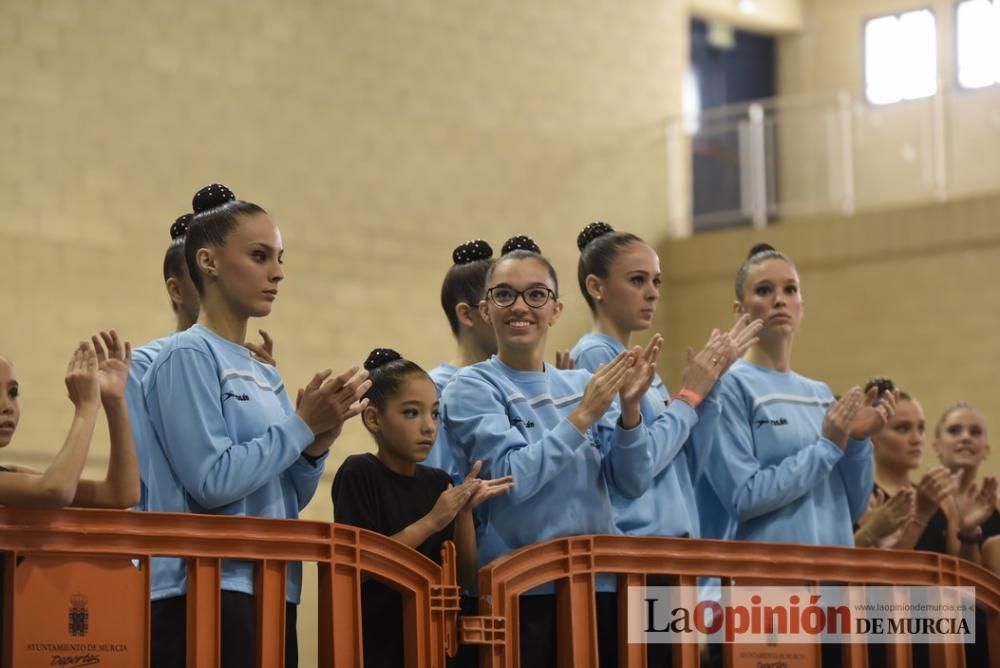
left=717, top=314, right=763, bottom=373
left=91, top=330, right=132, bottom=404
left=680, top=315, right=763, bottom=398
left=296, top=366, right=372, bottom=454
left=65, top=342, right=100, bottom=409
left=619, top=335, right=663, bottom=412
left=954, top=476, right=999, bottom=533
left=822, top=387, right=866, bottom=449
left=554, top=350, right=575, bottom=370
left=915, top=465, right=959, bottom=518
left=848, top=386, right=898, bottom=440
left=245, top=329, right=276, bottom=366
left=460, top=460, right=514, bottom=513
left=857, top=487, right=915, bottom=547
left=569, top=351, right=635, bottom=432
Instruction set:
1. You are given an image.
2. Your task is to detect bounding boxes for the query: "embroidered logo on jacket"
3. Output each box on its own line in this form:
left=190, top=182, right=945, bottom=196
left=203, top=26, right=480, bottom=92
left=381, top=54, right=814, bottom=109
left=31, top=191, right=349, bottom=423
left=223, top=392, right=251, bottom=402
left=510, top=416, right=536, bottom=428
left=755, top=417, right=789, bottom=429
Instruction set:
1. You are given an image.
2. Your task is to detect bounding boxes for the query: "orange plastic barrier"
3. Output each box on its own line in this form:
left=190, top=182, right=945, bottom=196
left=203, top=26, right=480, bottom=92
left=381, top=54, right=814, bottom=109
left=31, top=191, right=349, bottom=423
left=0, top=507, right=460, bottom=668
left=3, top=509, right=999, bottom=667
left=461, top=535, right=1000, bottom=668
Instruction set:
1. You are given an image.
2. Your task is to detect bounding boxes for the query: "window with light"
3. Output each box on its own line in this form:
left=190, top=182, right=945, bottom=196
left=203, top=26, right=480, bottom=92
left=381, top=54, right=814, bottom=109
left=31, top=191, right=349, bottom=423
left=864, top=9, right=937, bottom=105
left=957, top=0, right=1000, bottom=89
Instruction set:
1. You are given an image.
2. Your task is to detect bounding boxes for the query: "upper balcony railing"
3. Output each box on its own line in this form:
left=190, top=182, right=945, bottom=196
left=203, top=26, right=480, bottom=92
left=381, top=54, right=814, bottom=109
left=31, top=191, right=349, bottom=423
left=668, top=85, right=1000, bottom=231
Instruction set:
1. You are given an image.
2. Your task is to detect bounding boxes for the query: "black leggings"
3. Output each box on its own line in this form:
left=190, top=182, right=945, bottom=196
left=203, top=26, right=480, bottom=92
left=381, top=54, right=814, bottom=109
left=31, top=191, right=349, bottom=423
left=517, top=592, right=619, bottom=668
left=151, top=591, right=298, bottom=668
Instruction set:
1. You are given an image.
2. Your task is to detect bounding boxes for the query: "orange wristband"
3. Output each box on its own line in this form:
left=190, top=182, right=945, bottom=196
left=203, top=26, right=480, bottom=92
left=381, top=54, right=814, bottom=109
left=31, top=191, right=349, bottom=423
left=672, top=388, right=703, bottom=409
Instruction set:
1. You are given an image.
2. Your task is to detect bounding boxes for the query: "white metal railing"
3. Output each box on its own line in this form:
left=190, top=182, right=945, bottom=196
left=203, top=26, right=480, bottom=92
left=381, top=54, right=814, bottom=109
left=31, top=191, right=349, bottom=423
left=668, top=85, right=1000, bottom=230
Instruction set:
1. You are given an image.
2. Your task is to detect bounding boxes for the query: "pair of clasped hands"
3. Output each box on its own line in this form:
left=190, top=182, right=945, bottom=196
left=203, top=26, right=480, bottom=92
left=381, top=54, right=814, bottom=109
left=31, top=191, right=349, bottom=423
left=64, top=331, right=131, bottom=410
left=865, top=468, right=998, bottom=546
left=563, top=314, right=765, bottom=434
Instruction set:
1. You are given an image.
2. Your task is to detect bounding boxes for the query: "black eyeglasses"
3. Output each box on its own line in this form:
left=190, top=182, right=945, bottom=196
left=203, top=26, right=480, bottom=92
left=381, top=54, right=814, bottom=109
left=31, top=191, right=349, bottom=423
left=487, top=286, right=555, bottom=308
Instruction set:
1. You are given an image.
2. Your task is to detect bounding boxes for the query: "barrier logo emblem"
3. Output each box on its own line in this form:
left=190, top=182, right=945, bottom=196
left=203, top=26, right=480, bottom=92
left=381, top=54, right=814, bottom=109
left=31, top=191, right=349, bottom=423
left=69, top=593, right=89, bottom=636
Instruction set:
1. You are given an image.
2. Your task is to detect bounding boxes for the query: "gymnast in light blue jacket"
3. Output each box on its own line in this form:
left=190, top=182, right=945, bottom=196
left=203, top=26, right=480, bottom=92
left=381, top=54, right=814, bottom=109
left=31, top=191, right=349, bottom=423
left=569, top=222, right=761, bottom=539
left=128, top=210, right=277, bottom=515
left=121, top=214, right=204, bottom=621
left=441, top=236, right=661, bottom=667
left=126, top=201, right=284, bottom=616
left=127, top=213, right=200, bottom=516
left=142, top=184, right=370, bottom=668
left=424, top=239, right=497, bottom=482
left=700, top=244, right=897, bottom=547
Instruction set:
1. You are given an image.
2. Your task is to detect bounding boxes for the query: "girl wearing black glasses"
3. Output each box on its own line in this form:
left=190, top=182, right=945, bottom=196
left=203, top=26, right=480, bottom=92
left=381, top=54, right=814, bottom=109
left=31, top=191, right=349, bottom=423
left=441, top=236, right=663, bottom=666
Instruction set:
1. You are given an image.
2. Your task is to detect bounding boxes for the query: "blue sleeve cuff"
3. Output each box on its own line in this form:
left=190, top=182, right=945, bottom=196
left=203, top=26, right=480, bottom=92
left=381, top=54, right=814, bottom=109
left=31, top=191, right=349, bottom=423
left=556, top=418, right=590, bottom=446
left=614, top=417, right=646, bottom=449
left=286, top=414, right=318, bottom=451
left=300, top=450, right=329, bottom=467
left=817, top=437, right=847, bottom=461
left=844, top=437, right=873, bottom=458
left=668, top=399, right=700, bottom=428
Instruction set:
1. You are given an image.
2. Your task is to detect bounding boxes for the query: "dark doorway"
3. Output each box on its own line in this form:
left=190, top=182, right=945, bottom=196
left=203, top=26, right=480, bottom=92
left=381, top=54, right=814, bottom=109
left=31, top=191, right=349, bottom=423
left=689, top=18, right=776, bottom=231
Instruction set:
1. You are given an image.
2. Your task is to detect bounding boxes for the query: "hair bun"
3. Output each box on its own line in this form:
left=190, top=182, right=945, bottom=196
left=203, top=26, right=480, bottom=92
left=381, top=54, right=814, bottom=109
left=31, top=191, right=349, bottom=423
left=865, top=376, right=895, bottom=396
left=452, top=239, right=493, bottom=265
left=170, top=213, right=193, bottom=240
left=192, top=184, right=236, bottom=214
left=747, top=243, right=777, bottom=259
left=502, top=235, right=541, bottom=255
left=364, top=348, right=402, bottom=371
left=576, top=221, right=615, bottom=251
